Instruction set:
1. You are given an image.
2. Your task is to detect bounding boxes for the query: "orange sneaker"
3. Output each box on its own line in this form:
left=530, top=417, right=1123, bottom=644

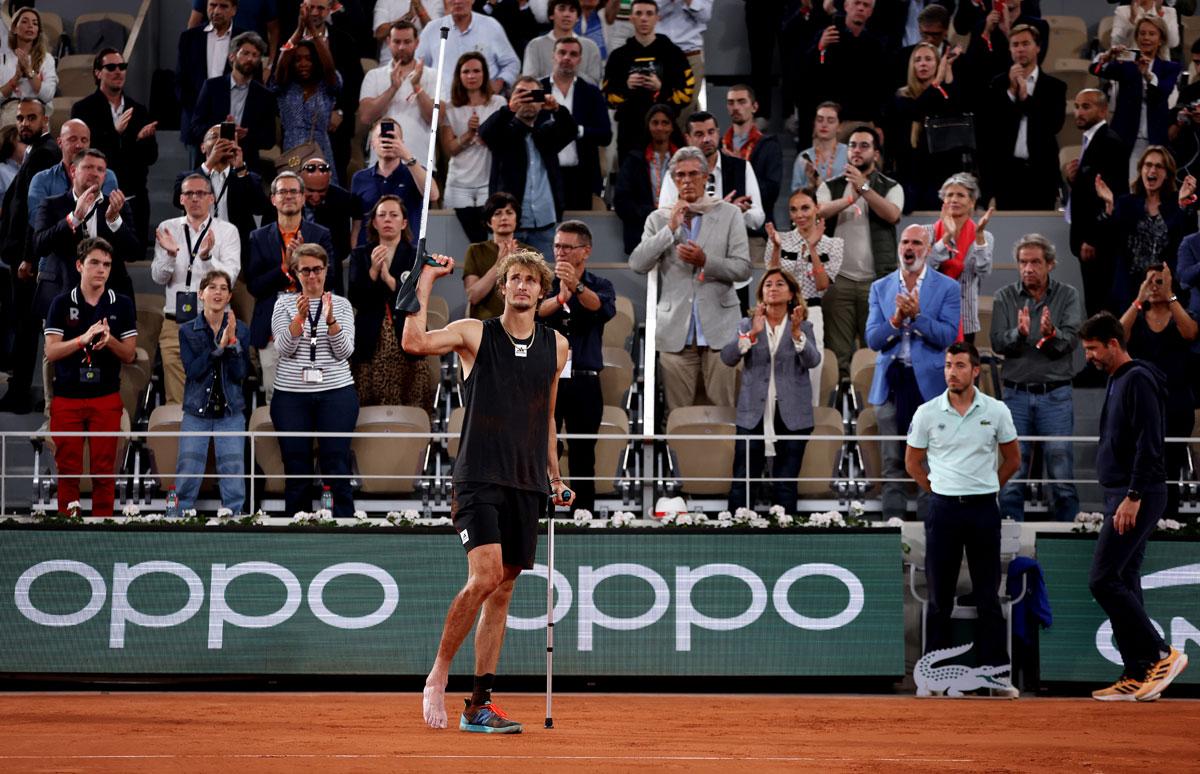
left=1135, top=647, right=1189, bottom=702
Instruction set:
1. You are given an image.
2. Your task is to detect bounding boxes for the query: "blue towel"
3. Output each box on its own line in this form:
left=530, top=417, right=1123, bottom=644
left=1007, top=556, right=1052, bottom=646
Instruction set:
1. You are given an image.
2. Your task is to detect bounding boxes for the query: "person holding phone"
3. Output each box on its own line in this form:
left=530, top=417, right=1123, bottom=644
left=721, top=268, right=821, bottom=514
left=269, top=243, right=358, bottom=518
left=349, top=117, right=436, bottom=248
left=175, top=269, right=252, bottom=514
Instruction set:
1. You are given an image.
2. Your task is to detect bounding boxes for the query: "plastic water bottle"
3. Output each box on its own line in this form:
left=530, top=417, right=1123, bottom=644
left=165, top=487, right=179, bottom=520
left=321, top=486, right=333, bottom=512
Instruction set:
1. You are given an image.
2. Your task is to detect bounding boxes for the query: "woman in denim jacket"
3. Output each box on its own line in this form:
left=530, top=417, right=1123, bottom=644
left=176, top=269, right=252, bottom=513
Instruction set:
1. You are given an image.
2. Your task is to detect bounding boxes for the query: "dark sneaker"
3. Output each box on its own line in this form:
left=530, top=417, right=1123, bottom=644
left=459, top=698, right=523, bottom=734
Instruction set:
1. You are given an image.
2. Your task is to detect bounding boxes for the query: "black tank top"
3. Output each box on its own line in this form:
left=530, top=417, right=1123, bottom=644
left=454, top=317, right=557, bottom=493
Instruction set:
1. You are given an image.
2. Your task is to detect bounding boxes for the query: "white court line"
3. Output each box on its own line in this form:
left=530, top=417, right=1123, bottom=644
left=0, top=754, right=976, bottom=764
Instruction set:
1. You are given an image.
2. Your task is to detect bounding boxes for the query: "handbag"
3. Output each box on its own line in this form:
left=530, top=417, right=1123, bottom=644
left=275, top=106, right=322, bottom=173
left=924, top=113, right=976, bottom=154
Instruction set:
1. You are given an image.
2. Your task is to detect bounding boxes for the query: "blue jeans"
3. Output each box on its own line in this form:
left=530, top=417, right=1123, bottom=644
left=270, top=386, right=359, bottom=518
left=175, top=412, right=246, bottom=513
left=1000, top=385, right=1079, bottom=521
left=516, top=225, right=555, bottom=261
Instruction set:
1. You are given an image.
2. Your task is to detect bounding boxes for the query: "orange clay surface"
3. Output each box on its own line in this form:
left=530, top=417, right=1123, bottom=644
left=0, top=692, right=1197, bottom=773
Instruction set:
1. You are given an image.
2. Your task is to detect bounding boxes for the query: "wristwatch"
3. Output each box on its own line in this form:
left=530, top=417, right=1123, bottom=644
left=858, top=181, right=871, bottom=195
left=1127, top=489, right=1142, bottom=503
left=401, top=157, right=418, bottom=167
left=575, top=279, right=587, bottom=294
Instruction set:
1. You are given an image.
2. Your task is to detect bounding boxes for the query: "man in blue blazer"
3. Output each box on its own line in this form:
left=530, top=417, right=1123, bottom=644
left=246, top=172, right=335, bottom=398
left=866, top=224, right=961, bottom=518
left=188, top=32, right=278, bottom=176
left=540, top=36, right=613, bottom=210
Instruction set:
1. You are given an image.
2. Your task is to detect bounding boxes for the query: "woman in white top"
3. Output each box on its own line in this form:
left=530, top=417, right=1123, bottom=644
left=1112, top=0, right=1179, bottom=51
left=765, top=187, right=845, bottom=406
left=0, top=7, right=57, bottom=123
left=924, top=172, right=994, bottom=344
left=440, top=51, right=507, bottom=243
left=270, top=243, right=358, bottom=518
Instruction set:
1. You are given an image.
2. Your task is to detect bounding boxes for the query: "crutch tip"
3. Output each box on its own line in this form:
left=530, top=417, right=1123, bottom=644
left=544, top=718, right=554, bottom=729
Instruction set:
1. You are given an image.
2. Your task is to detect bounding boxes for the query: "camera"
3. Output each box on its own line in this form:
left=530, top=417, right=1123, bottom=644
left=630, top=62, right=656, bottom=77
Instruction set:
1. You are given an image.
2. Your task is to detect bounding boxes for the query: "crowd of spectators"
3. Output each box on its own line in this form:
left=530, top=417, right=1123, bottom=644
left=2, top=1, right=1200, bottom=518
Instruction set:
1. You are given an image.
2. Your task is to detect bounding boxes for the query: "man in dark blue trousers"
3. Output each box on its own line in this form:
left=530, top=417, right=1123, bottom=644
left=1081, top=312, right=1188, bottom=702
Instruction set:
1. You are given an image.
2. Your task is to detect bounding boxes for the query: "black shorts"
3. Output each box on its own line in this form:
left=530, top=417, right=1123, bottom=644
left=451, top=482, right=545, bottom=569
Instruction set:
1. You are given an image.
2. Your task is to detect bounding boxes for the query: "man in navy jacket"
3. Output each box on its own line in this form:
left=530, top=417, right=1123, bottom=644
left=540, top=36, right=612, bottom=210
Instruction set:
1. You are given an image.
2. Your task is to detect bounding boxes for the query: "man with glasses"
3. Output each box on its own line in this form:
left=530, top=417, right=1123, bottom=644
left=71, top=49, right=158, bottom=248
left=537, top=220, right=616, bottom=513
left=300, top=156, right=362, bottom=294
left=630, top=146, right=749, bottom=414
left=817, top=125, right=903, bottom=380
left=152, top=174, right=242, bottom=405
left=246, top=172, right=335, bottom=399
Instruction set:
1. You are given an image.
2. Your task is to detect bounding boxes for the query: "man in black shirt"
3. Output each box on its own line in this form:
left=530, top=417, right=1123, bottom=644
left=1081, top=312, right=1188, bottom=702
left=403, top=249, right=572, bottom=735
left=538, top=220, right=616, bottom=514
left=43, top=238, right=138, bottom=517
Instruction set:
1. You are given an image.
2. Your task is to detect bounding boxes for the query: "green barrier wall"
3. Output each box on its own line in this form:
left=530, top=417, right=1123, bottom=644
left=0, top=527, right=905, bottom=677
left=1038, top=534, right=1200, bottom=684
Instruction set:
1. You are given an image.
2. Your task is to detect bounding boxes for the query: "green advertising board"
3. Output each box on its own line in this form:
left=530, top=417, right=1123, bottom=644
left=1038, top=533, right=1200, bottom=684
left=0, top=527, right=904, bottom=677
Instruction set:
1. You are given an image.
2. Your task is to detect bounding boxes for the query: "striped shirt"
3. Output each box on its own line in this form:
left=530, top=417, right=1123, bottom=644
left=270, top=294, right=356, bottom=393
left=924, top=224, right=993, bottom=336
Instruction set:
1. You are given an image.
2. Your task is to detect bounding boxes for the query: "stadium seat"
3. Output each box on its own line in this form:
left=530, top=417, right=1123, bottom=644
left=559, top=405, right=629, bottom=495
left=56, top=54, right=97, bottom=97
left=145, top=404, right=186, bottom=491
left=665, top=405, right=736, bottom=496
left=426, top=294, right=449, bottom=332
left=818, top=347, right=838, bottom=407
left=599, top=346, right=634, bottom=406
left=1059, top=144, right=1082, bottom=181
left=854, top=404, right=881, bottom=497
left=72, top=12, right=135, bottom=52
left=1057, top=100, right=1083, bottom=148
left=248, top=406, right=286, bottom=494
left=797, top=406, right=844, bottom=496
left=1183, top=15, right=1200, bottom=51
left=1048, top=58, right=1097, bottom=99
left=447, top=405, right=464, bottom=459
left=49, top=96, right=80, bottom=135
left=1098, top=15, right=1114, bottom=50
left=39, top=11, right=65, bottom=53
left=120, top=348, right=151, bottom=421
left=135, top=293, right=165, bottom=367
left=603, top=295, right=635, bottom=348
left=361, top=57, right=379, bottom=73
left=1042, top=16, right=1088, bottom=62
left=850, top=347, right=875, bottom=408
left=976, top=295, right=994, bottom=354
left=351, top=405, right=431, bottom=494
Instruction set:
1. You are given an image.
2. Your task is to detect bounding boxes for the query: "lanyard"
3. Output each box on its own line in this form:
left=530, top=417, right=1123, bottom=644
left=307, top=296, right=323, bottom=363
left=180, top=218, right=213, bottom=287
left=211, top=169, right=231, bottom=210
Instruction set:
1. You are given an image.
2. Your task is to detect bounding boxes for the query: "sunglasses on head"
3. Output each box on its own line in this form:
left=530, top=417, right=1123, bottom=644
left=100, top=62, right=129, bottom=72
left=301, top=163, right=331, bottom=173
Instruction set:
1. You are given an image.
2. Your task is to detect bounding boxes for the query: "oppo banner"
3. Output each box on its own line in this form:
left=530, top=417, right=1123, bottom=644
left=1038, top=534, right=1200, bottom=684
left=0, top=527, right=904, bottom=676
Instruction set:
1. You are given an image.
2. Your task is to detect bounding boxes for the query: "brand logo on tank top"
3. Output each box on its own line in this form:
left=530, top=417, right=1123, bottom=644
left=460, top=529, right=470, bottom=545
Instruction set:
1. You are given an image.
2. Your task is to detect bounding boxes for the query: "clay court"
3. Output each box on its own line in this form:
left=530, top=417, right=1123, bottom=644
left=1, top=693, right=1198, bottom=773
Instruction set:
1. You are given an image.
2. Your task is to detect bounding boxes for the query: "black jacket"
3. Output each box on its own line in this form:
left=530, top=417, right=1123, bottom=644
left=245, top=220, right=336, bottom=348
left=70, top=90, right=158, bottom=194
left=0, top=131, right=60, bottom=266
left=984, top=68, right=1067, bottom=194
left=176, top=24, right=244, bottom=117
left=540, top=75, right=613, bottom=195
left=479, top=105, right=577, bottom=222
left=347, top=241, right=418, bottom=364
left=1096, top=359, right=1167, bottom=492
left=187, top=75, right=279, bottom=166
left=301, top=184, right=363, bottom=279
left=1068, top=123, right=1129, bottom=256
left=613, top=150, right=659, bottom=255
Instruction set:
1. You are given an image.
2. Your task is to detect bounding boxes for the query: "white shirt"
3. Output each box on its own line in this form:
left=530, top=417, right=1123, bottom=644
left=658, top=153, right=765, bottom=230
left=373, top=0, right=446, bottom=63
left=108, top=95, right=126, bottom=127
left=1008, top=66, right=1039, bottom=160
left=553, top=76, right=579, bottom=168
left=415, top=13, right=520, bottom=95
left=655, top=0, right=712, bottom=53
left=70, top=189, right=122, bottom=237
left=359, top=60, right=440, bottom=164
left=151, top=216, right=242, bottom=314
left=200, top=163, right=234, bottom=222
left=205, top=23, right=233, bottom=79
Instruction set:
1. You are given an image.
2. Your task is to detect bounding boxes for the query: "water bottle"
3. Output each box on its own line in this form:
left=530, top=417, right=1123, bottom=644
left=165, top=487, right=179, bottom=520
left=321, top=486, right=333, bottom=512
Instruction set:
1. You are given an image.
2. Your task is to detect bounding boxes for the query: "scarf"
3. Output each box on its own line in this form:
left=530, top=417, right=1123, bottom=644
left=721, top=125, right=762, bottom=160
left=932, top=217, right=976, bottom=280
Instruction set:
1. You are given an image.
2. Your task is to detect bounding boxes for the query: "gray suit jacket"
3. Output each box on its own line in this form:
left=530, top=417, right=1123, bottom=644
left=721, top=319, right=821, bottom=431
left=629, top=202, right=750, bottom=353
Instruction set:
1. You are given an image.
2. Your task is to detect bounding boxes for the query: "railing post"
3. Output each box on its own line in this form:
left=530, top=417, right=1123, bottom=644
left=641, top=270, right=658, bottom=516
left=249, top=431, right=256, bottom=515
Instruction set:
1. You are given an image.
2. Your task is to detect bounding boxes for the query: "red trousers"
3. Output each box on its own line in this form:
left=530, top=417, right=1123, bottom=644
left=49, top=392, right=123, bottom=516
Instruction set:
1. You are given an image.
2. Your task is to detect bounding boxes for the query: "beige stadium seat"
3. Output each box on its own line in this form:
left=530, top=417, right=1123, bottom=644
left=854, top=405, right=881, bottom=497
left=818, top=347, right=838, bottom=407
left=49, top=96, right=80, bottom=135
left=146, top=404, right=185, bottom=491
left=1049, top=58, right=1097, bottom=100
left=361, top=57, right=379, bottom=73
left=976, top=295, right=994, bottom=354
left=666, top=405, right=736, bottom=496
left=1042, top=16, right=1087, bottom=63
left=850, top=347, right=876, bottom=406
left=135, top=293, right=165, bottom=366
left=447, top=405, right=465, bottom=459
left=1058, top=100, right=1083, bottom=147
left=1183, top=15, right=1200, bottom=51
left=56, top=54, right=96, bottom=97
left=1059, top=144, right=1082, bottom=180
left=249, top=406, right=286, bottom=493
left=40, top=11, right=65, bottom=48
left=120, top=348, right=151, bottom=421
left=559, top=405, right=629, bottom=495
left=1098, top=16, right=1114, bottom=51
left=797, top=406, right=844, bottom=496
left=599, top=346, right=633, bottom=406
left=351, top=405, right=431, bottom=494
left=42, top=410, right=131, bottom=495
left=73, top=12, right=135, bottom=42
left=603, top=295, right=635, bottom=348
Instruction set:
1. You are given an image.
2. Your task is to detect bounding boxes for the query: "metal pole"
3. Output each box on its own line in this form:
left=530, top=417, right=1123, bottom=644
left=544, top=510, right=555, bottom=729
left=249, top=432, right=256, bottom=514
left=1, top=434, right=6, bottom=516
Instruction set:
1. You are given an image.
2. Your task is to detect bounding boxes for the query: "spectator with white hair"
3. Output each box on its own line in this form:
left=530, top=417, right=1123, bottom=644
left=924, top=173, right=994, bottom=344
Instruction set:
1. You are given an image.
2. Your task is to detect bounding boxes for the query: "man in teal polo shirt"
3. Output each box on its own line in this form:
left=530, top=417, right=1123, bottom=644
left=906, top=341, right=1021, bottom=694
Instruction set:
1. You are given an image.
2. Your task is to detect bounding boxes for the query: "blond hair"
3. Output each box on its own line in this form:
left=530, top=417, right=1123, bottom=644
left=495, top=249, right=553, bottom=296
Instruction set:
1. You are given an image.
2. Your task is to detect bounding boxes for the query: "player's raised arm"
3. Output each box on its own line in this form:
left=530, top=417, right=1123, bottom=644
left=401, top=254, right=481, bottom=358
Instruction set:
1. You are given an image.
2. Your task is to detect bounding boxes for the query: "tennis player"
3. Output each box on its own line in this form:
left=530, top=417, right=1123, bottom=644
left=403, top=249, right=573, bottom=734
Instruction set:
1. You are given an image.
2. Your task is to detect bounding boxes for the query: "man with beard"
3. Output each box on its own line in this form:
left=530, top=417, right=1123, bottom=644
left=403, top=250, right=572, bottom=734
left=1081, top=312, right=1189, bottom=702
left=630, top=146, right=750, bottom=413
left=358, top=21, right=438, bottom=167
left=189, top=32, right=278, bottom=175
left=541, top=37, right=612, bottom=210
left=523, top=0, right=603, bottom=85
left=865, top=224, right=959, bottom=519
left=722, top=84, right=782, bottom=234
left=177, top=0, right=244, bottom=167
left=818, top=125, right=903, bottom=379
left=906, top=341, right=1021, bottom=696
left=657, top=111, right=764, bottom=232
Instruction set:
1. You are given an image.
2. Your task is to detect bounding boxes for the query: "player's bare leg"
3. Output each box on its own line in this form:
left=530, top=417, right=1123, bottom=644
left=474, top=566, right=521, bottom=675
left=423, top=545, right=504, bottom=728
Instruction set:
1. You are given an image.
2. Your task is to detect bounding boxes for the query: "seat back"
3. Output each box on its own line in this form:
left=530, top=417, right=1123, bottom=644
left=604, top=295, right=636, bottom=348
left=50, top=96, right=81, bottom=135
left=1098, top=15, right=1114, bottom=50
left=1042, top=16, right=1087, bottom=62
left=559, top=405, right=629, bottom=496
left=249, top=406, right=286, bottom=493
left=1183, top=15, right=1200, bottom=51
left=120, top=348, right=151, bottom=421
left=599, top=346, right=634, bottom=406
left=72, top=13, right=134, bottom=53
left=818, top=348, right=838, bottom=407
left=57, top=54, right=96, bottom=97
left=146, top=404, right=185, bottom=490
left=447, top=406, right=465, bottom=459
left=426, top=294, right=450, bottom=332
left=976, top=295, right=994, bottom=354
left=854, top=405, right=881, bottom=497
left=1048, top=58, right=1097, bottom=99
left=665, top=405, right=736, bottom=495
left=797, top=406, right=844, bottom=496
left=851, top=348, right=876, bottom=407
left=351, top=405, right=431, bottom=494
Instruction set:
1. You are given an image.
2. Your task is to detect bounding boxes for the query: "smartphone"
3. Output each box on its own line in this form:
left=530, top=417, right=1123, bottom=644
left=1117, top=49, right=1138, bottom=62
left=524, top=89, right=546, bottom=103
left=380, top=120, right=396, bottom=137
left=219, top=121, right=236, bottom=140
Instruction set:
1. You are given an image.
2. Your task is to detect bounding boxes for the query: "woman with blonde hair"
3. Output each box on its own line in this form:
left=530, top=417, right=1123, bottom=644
left=924, top=173, right=994, bottom=344
left=0, top=7, right=57, bottom=123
